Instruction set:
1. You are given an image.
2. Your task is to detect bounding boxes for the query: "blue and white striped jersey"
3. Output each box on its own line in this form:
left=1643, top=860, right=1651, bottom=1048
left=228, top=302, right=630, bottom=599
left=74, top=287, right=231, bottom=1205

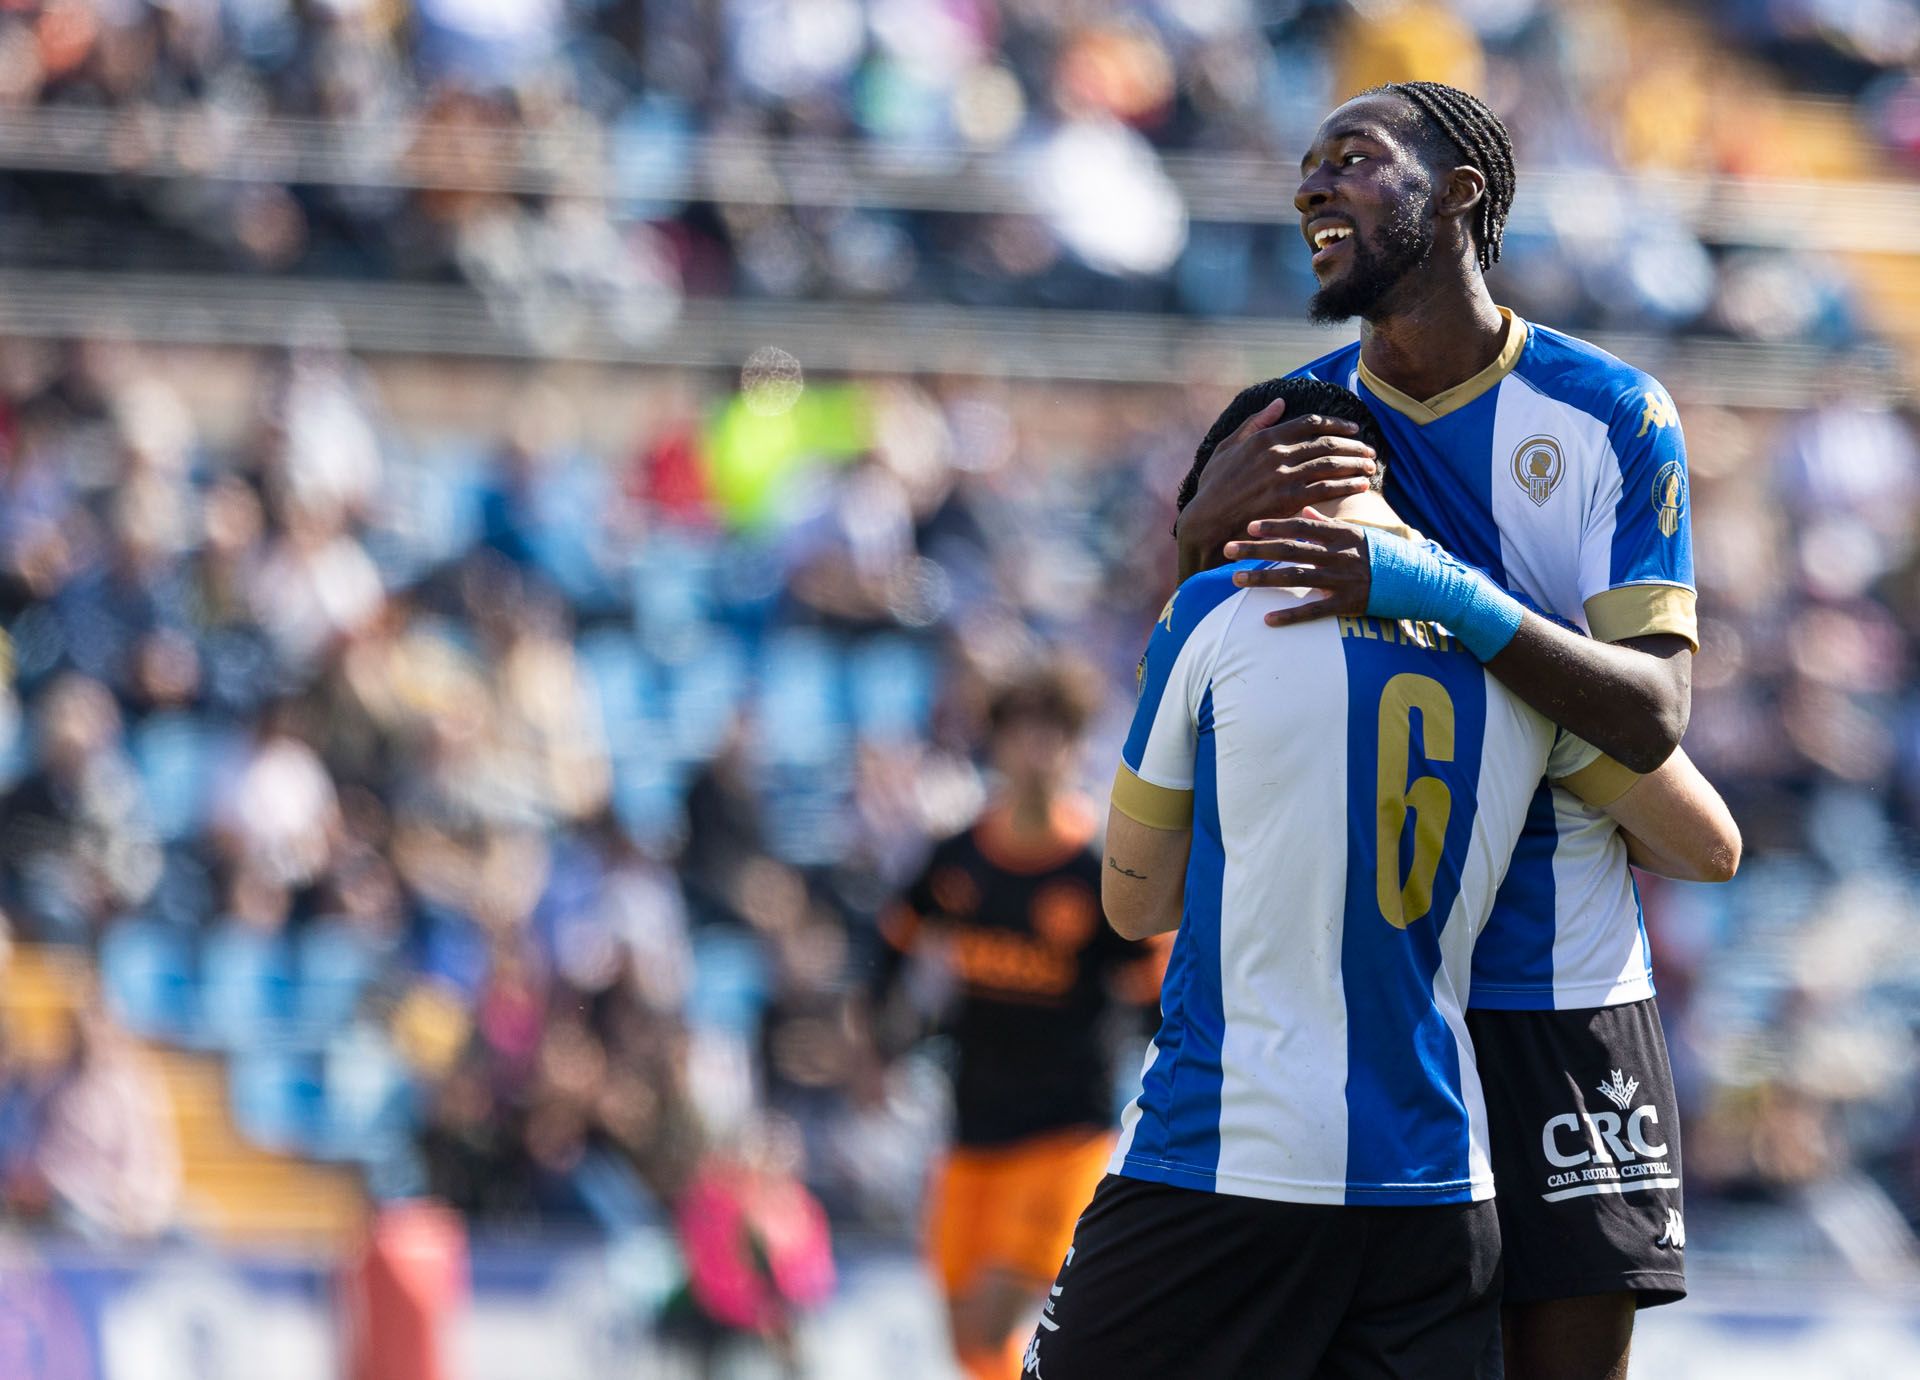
left=1294, top=310, right=1696, bottom=1011
left=1108, top=551, right=1605, bottom=1207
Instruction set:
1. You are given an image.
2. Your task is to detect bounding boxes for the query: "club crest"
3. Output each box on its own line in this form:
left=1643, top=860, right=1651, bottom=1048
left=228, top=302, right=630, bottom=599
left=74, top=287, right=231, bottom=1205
left=1511, top=435, right=1564, bottom=506
left=1653, top=461, right=1686, bottom=538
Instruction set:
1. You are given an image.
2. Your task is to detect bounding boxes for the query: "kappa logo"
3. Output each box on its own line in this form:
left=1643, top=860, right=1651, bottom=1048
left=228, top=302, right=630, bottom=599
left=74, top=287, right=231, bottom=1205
left=1636, top=389, right=1678, bottom=438
left=1657, top=1207, right=1686, bottom=1250
left=1511, top=434, right=1564, bottom=506
left=1596, top=1069, right=1640, bottom=1110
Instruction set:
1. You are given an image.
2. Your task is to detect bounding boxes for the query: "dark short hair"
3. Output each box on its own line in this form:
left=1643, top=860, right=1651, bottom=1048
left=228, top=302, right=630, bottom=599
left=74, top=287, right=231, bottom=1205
left=986, top=656, right=1101, bottom=738
left=1176, top=376, right=1390, bottom=514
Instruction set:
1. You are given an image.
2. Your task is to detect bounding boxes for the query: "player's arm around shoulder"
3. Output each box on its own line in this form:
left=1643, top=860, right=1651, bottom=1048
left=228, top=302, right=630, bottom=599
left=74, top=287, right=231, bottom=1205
left=1555, top=738, right=1741, bottom=884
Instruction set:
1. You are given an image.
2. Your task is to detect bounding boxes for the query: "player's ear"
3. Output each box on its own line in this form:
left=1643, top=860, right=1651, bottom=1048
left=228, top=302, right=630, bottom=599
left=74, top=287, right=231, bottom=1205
left=1436, top=165, right=1486, bottom=226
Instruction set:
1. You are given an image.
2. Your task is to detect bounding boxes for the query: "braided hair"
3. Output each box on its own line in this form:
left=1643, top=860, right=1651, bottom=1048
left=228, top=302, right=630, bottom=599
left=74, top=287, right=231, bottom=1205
left=1378, top=81, right=1515, bottom=272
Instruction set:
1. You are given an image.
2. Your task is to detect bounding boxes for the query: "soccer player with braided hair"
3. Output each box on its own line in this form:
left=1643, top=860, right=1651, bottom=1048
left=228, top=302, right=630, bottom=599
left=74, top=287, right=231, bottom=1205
left=1166, top=82, right=1729, bottom=1380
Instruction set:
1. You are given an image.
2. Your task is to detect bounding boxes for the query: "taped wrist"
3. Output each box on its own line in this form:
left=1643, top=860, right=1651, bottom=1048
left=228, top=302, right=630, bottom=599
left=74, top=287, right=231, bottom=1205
left=1364, top=530, right=1526, bottom=663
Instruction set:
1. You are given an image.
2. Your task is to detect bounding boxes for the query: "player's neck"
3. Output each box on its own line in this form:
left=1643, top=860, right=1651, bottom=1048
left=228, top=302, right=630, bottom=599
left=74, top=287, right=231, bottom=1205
left=1358, top=271, right=1505, bottom=403
left=1315, top=489, right=1405, bottom=534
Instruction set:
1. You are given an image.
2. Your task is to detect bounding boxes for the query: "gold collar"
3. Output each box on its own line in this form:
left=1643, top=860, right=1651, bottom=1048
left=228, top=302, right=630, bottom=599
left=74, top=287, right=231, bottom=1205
left=1358, top=307, right=1528, bottom=424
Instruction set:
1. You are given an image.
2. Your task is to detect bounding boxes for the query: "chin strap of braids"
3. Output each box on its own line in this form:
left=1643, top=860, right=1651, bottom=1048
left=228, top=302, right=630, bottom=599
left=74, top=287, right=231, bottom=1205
left=1386, top=80, right=1515, bottom=273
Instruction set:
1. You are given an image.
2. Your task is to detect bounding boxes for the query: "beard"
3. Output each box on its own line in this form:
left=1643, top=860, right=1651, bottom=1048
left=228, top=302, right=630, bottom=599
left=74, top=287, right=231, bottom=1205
left=1308, top=189, right=1437, bottom=324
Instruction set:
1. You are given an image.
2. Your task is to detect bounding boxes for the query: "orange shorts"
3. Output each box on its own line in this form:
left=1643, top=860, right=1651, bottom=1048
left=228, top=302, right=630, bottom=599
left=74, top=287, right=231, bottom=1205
left=926, top=1126, right=1115, bottom=1297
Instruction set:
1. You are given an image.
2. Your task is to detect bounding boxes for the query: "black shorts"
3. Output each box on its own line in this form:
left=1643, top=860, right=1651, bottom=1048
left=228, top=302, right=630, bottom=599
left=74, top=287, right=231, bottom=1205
left=1467, top=996, right=1687, bottom=1309
left=1019, top=1175, right=1502, bottom=1380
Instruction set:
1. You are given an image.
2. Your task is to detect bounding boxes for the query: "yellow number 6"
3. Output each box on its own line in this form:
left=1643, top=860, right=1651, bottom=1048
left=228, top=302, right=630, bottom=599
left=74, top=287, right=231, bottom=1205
left=1376, top=673, right=1455, bottom=929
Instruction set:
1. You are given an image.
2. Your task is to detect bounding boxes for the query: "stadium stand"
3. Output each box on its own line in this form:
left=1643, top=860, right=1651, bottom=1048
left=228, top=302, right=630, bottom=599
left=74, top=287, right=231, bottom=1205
left=0, top=0, right=1918, bottom=1370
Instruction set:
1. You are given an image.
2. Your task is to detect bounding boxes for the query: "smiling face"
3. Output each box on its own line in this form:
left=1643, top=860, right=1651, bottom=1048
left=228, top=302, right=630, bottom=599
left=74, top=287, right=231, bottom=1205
left=1295, top=92, right=1456, bottom=324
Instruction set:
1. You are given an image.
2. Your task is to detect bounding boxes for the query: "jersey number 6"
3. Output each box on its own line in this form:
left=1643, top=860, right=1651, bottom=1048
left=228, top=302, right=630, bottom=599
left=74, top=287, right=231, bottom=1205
left=1375, top=673, right=1455, bottom=930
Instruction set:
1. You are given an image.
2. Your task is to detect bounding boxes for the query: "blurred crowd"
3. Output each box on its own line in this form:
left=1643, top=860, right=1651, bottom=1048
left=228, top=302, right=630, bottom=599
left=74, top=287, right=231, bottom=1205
left=0, top=0, right=1911, bottom=345
left=0, top=329, right=1916, bottom=1281
left=0, top=0, right=1914, bottom=1301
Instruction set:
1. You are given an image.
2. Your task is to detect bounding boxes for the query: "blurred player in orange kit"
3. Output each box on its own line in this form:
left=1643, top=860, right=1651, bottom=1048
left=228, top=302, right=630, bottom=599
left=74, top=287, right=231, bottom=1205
left=868, top=659, right=1168, bottom=1380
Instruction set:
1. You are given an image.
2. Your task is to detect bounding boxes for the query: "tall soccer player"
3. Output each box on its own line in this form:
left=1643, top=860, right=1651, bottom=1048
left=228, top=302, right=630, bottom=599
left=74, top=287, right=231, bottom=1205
left=1022, top=376, right=1732, bottom=1380
left=871, top=661, right=1166, bottom=1380
left=1174, top=84, right=1730, bottom=1380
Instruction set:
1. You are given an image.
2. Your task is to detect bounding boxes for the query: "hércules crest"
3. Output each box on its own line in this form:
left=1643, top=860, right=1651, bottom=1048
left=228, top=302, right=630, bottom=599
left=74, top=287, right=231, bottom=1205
left=1653, top=460, right=1687, bottom=538
left=1511, top=434, right=1564, bottom=506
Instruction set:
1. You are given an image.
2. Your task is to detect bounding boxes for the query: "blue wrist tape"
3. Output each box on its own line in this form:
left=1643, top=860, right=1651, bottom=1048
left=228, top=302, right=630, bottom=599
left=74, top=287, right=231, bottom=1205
left=1364, top=530, right=1526, bottom=663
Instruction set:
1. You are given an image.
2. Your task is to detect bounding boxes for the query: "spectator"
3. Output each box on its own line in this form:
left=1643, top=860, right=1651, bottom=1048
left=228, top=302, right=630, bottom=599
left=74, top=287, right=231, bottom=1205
left=0, top=675, right=160, bottom=944
left=27, top=1007, right=182, bottom=1241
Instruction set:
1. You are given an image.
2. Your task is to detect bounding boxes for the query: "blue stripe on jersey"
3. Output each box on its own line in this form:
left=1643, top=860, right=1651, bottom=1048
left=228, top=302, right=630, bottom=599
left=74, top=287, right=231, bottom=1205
left=1629, top=870, right=1656, bottom=997
left=1122, top=567, right=1241, bottom=775
left=1292, top=341, right=1507, bottom=581
left=1291, top=342, right=1361, bottom=391
left=1364, top=395, right=1508, bottom=586
left=1123, top=687, right=1226, bottom=1188
left=1603, top=402, right=1694, bottom=592
left=1471, top=781, right=1560, bottom=1008
left=1339, top=637, right=1485, bottom=1204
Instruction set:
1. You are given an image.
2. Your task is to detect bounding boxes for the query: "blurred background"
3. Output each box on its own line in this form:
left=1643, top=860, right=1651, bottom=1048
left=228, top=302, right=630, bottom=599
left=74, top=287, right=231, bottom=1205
left=0, top=0, right=1917, bottom=1375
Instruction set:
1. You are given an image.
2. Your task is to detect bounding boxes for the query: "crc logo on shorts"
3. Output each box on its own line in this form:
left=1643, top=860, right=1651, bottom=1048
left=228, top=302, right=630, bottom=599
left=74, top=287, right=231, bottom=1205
left=1539, top=1068, right=1676, bottom=1203
left=1653, top=461, right=1687, bottom=538
left=1511, top=434, right=1564, bottom=506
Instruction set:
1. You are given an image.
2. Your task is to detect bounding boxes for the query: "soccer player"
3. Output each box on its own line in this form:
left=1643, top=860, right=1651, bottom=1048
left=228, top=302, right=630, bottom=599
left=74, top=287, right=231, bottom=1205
left=1023, top=376, right=1730, bottom=1380
left=1174, top=83, right=1727, bottom=1380
left=871, top=662, right=1166, bottom=1380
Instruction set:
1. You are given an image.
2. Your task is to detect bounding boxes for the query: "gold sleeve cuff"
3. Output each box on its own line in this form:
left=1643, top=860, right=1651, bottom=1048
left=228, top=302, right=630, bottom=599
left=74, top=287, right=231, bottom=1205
left=1111, top=764, right=1193, bottom=830
left=1585, top=585, right=1698, bottom=650
left=1555, top=754, right=1641, bottom=809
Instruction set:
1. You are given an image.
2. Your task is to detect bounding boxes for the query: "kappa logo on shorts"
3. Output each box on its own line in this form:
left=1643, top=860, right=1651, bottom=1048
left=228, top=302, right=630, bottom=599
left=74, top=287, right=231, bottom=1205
left=1656, top=1207, right=1686, bottom=1250
left=1538, top=1069, right=1678, bottom=1203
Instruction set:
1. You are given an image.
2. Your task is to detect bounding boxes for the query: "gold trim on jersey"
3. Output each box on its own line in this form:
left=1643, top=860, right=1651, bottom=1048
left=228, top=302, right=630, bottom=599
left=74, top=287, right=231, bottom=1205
left=1556, top=754, right=1640, bottom=809
left=1339, top=516, right=1420, bottom=542
left=1584, top=584, right=1698, bottom=650
left=1357, top=308, right=1529, bottom=424
left=1110, top=764, right=1194, bottom=831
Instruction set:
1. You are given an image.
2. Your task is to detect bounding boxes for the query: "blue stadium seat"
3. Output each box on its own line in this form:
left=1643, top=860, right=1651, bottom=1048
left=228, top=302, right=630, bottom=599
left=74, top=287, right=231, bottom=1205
left=578, top=628, right=658, bottom=748
left=316, top=1026, right=416, bottom=1164
left=99, top=919, right=195, bottom=1040
left=200, top=923, right=295, bottom=1050
left=610, top=754, right=690, bottom=849
left=294, top=921, right=383, bottom=1036
left=0, top=700, right=24, bottom=793
left=227, top=1048, right=325, bottom=1152
left=686, top=928, right=769, bottom=1038
left=661, top=630, right=747, bottom=761
left=374, top=443, right=485, bottom=574
left=129, top=714, right=227, bottom=842
left=848, top=636, right=934, bottom=742
left=755, top=630, right=848, bottom=767
left=632, top=533, right=720, bottom=661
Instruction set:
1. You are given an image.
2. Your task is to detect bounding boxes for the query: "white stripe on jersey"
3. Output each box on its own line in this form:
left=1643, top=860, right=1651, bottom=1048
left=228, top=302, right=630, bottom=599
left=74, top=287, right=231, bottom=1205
left=1490, top=373, right=1618, bottom=638
left=1110, top=565, right=1572, bottom=1205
